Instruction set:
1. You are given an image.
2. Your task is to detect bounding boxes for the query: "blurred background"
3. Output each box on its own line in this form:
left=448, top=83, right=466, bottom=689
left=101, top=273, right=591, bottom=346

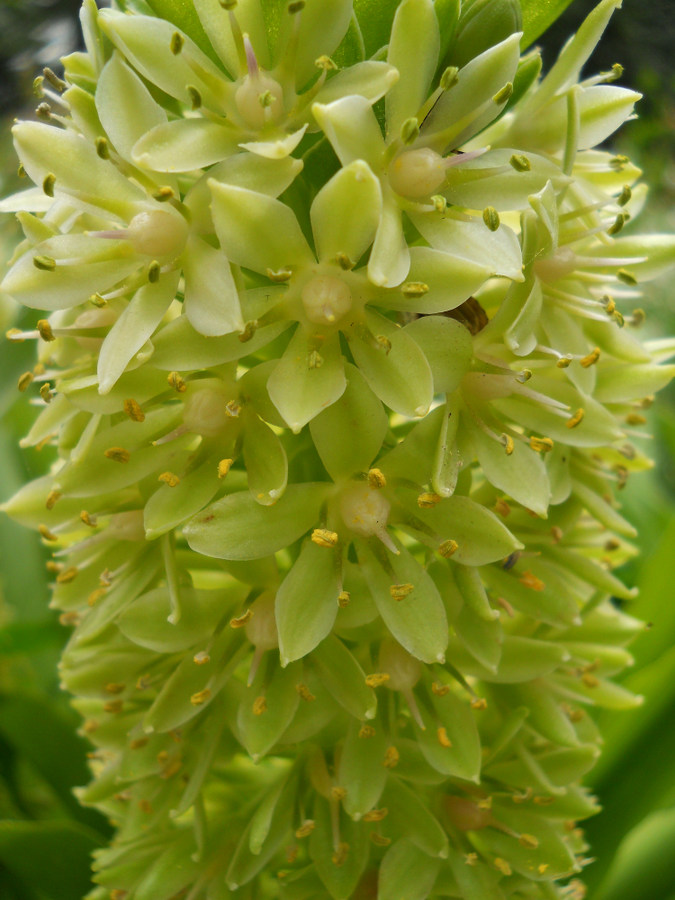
left=0, top=1, right=674, bottom=897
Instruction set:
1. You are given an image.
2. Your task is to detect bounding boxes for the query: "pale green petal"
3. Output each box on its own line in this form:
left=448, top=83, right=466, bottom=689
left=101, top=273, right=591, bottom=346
left=132, top=119, right=240, bottom=172
left=267, top=328, right=346, bottom=432
left=210, top=181, right=313, bottom=274
left=237, top=662, right=301, bottom=761
left=182, top=235, right=244, bottom=336
left=414, top=685, right=482, bottom=781
left=403, top=315, right=473, bottom=394
left=309, top=363, right=389, bottom=480
left=595, top=362, right=675, bottom=403
left=466, top=416, right=551, bottom=516
left=310, top=160, right=382, bottom=265
left=98, top=10, right=229, bottom=109
left=0, top=188, right=52, bottom=214
left=13, top=121, right=146, bottom=221
left=186, top=154, right=303, bottom=233
left=98, top=271, right=179, bottom=394
left=379, top=841, right=440, bottom=900
left=368, top=192, right=410, bottom=287
left=312, top=61, right=399, bottom=108
left=347, top=310, right=433, bottom=417
left=337, top=722, right=388, bottom=820
left=447, top=847, right=507, bottom=900
left=386, top=0, right=440, bottom=137
left=184, top=483, right=331, bottom=560
left=411, top=210, right=524, bottom=281
left=275, top=539, right=340, bottom=665
left=242, top=411, right=288, bottom=505
left=541, top=306, right=596, bottom=395
left=310, top=635, right=377, bottom=720
left=277, top=0, right=353, bottom=87
left=420, top=33, right=521, bottom=151
left=144, top=454, right=225, bottom=539
left=239, top=125, right=308, bottom=159
left=96, top=52, right=168, bottom=161
left=1, top=235, right=139, bottom=311
left=582, top=234, right=675, bottom=281
left=312, top=96, right=385, bottom=168
left=372, top=245, right=490, bottom=313
left=193, top=0, right=269, bottom=75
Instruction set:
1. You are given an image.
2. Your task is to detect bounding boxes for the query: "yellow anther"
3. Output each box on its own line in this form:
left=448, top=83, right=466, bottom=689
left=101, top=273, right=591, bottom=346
left=187, top=85, right=202, bottom=109
left=617, top=184, right=632, bottom=206
left=17, top=163, right=26, bottom=178
left=99, top=569, right=113, bottom=586
left=59, top=611, right=80, bottom=626
left=626, top=412, right=647, bottom=425
left=556, top=355, right=572, bottom=368
left=295, top=683, right=316, bottom=702
left=311, top=528, right=339, bottom=548
left=105, top=682, right=125, bottom=695
left=440, top=66, right=459, bottom=90
left=375, top=335, right=392, bottom=354
left=80, top=510, right=97, bottom=528
left=148, top=261, right=161, bottom=283
left=43, top=173, right=56, bottom=196
left=493, top=81, right=513, bottom=104
left=331, top=786, right=347, bottom=800
left=331, top=842, right=349, bottom=867
left=158, top=471, right=181, bottom=487
left=581, top=672, right=599, bottom=688
left=87, top=588, right=106, bottom=607
left=566, top=408, right=585, bottom=429
left=225, top=400, right=241, bottom=418
left=17, top=371, right=34, bottom=392
left=370, top=833, right=391, bottom=847
left=432, top=681, right=450, bottom=696
left=617, top=268, right=637, bottom=285
left=417, top=491, right=442, bottom=508
left=483, top=206, right=500, bottom=231
left=266, top=267, right=293, bottom=283
left=104, top=447, right=130, bottom=463
left=230, top=609, right=253, bottom=628
left=168, top=371, right=187, bottom=392
left=551, top=525, right=563, bottom=543
left=603, top=295, right=616, bottom=314
left=217, top=458, right=234, bottom=479
left=359, top=724, right=376, bottom=738
left=38, top=524, right=58, bottom=541
left=295, top=820, right=315, bottom=838
left=501, top=434, right=514, bottom=455
left=471, top=697, right=488, bottom=710
left=39, top=383, right=52, bottom=403
left=367, top=468, right=386, bottom=489
left=46, top=561, right=62, bottom=573
left=519, top=833, right=539, bottom=849
left=190, top=688, right=211, bottom=706
left=362, top=808, right=388, bottom=822
left=400, top=117, right=420, bottom=145
left=580, top=347, right=601, bottom=368
left=610, top=154, right=629, bottom=169
left=6, top=327, right=24, bottom=341
left=437, top=726, right=453, bottom=748
left=336, top=252, right=355, bottom=270
left=193, top=651, right=210, bottom=665
left=494, top=498, right=511, bottom=517
left=238, top=320, right=258, bottom=343
left=252, top=696, right=267, bottom=715
left=36, top=319, right=55, bottom=341
left=383, top=746, right=400, bottom=768
left=438, top=539, right=459, bottom=558
left=510, top=154, right=531, bottom=172
left=337, top=590, right=351, bottom=608
left=529, top=436, right=554, bottom=453
left=519, top=570, right=545, bottom=591
left=533, top=795, right=555, bottom=806
left=103, top=699, right=124, bottom=714
left=538, top=863, right=550, bottom=875
left=55, top=566, right=78, bottom=584
left=90, top=292, right=107, bottom=307
left=431, top=194, right=447, bottom=212
left=494, top=858, right=512, bottom=877
left=170, top=31, right=184, bottom=54
left=308, top=349, right=324, bottom=369
left=401, top=281, right=429, bottom=298
left=129, top=738, right=149, bottom=751
left=123, top=398, right=145, bottom=422
left=136, top=674, right=151, bottom=690
left=365, top=673, right=390, bottom=688
left=389, top=583, right=414, bottom=601
left=464, top=852, right=479, bottom=866
left=315, top=55, right=337, bottom=70
left=153, top=185, right=175, bottom=202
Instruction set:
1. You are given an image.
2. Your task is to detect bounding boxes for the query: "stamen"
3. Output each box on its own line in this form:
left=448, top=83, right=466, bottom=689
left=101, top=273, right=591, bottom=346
left=483, top=206, right=500, bottom=232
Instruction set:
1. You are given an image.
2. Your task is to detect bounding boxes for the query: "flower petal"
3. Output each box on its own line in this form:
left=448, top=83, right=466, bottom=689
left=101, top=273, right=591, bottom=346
left=313, top=61, right=399, bottom=108
left=312, top=96, right=385, bottom=168
left=210, top=181, right=313, bottom=274
left=311, top=159, right=382, bottom=265
left=132, top=118, right=240, bottom=172
left=368, top=191, right=410, bottom=287
left=242, top=411, right=288, bottom=506
left=193, top=0, right=269, bottom=75
left=182, top=235, right=244, bottom=337
left=239, top=125, right=308, bottom=159
left=403, top=315, right=473, bottom=394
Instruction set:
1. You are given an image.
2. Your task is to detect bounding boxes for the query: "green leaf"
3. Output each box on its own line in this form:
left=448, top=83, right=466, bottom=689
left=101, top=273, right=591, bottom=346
left=276, top=539, right=340, bottom=665
left=309, top=363, right=388, bottom=480
left=184, top=483, right=331, bottom=560
left=520, top=0, right=577, bottom=48
left=353, top=0, right=401, bottom=57
left=0, top=821, right=102, bottom=900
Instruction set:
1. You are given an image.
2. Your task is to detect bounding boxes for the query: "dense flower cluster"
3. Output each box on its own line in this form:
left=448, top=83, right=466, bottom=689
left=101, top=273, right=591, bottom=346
left=2, top=0, right=675, bottom=897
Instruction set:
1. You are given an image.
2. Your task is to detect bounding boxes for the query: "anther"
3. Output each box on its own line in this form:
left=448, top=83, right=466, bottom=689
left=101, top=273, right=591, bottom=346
left=438, top=539, right=458, bottom=558
left=431, top=194, right=447, bottom=212
left=46, top=561, right=62, bottom=573
left=580, top=347, right=600, bottom=368
left=33, top=255, right=56, bottom=271
left=529, top=436, right=554, bottom=452
left=437, top=727, right=452, bottom=748
left=230, top=608, right=253, bottom=628
left=315, top=55, right=337, bottom=70
left=95, top=137, right=109, bottom=159
left=187, top=85, right=202, bottom=109
left=494, top=859, right=512, bottom=877
left=90, top=292, right=107, bottom=307
left=501, top=434, right=514, bottom=455
left=389, top=583, right=414, bottom=601
left=566, top=408, right=585, bottom=429
left=402, top=281, right=429, bottom=298
left=308, top=350, right=324, bottom=369
left=225, top=400, right=241, bottom=417
left=38, top=524, right=58, bottom=541
left=367, top=468, right=386, bottom=489
left=630, top=308, right=646, bottom=327
left=80, top=511, right=97, bottom=528
left=56, top=566, right=78, bottom=584
left=417, top=491, right=441, bottom=508
left=365, top=673, right=390, bottom=687
left=288, top=1, right=305, bottom=12
left=363, top=808, right=388, bottom=822
left=39, top=383, right=53, bottom=403
left=158, top=471, right=181, bottom=487
left=295, top=820, right=315, bottom=838
left=311, top=528, right=339, bottom=548
left=43, top=67, right=67, bottom=92
left=168, top=371, right=187, bottom=392
left=516, top=369, right=532, bottom=383
left=238, top=320, right=258, bottom=342
left=607, top=213, right=629, bottom=235
left=338, top=591, right=350, bottom=607
left=370, top=833, right=391, bottom=846
left=492, top=82, right=513, bottom=104
left=336, top=252, right=355, bottom=270
left=218, top=458, right=233, bottom=478
left=148, top=261, right=161, bottom=283
left=104, top=447, right=131, bottom=463
left=440, top=66, right=459, bottom=90
left=43, top=172, right=56, bottom=197
left=519, top=570, right=545, bottom=591
left=510, top=154, right=531, bottom=172
left=252, top=696, right=267, bottom=715
left=190, top=689, right=211, bottom=706
left=123, top=398, right=145, bottom=421
left=105, top=682, right=125, bottom=695
left=88, top=589, right=105, bottom=609
left=58, top=610, right=80, bottom=627
left=494, top=498, right=511, bottom=516
left=359, top=724, right=376, bottom=738
left=170, top=32, right=184, bottom=55
left=400, top=117, right=420, bottom=145
left=626, top=412, right=647, bottom=425
left=383, top=746, right=400, bottom=768
left=36, top=102, right=52, bottom=121
left=556, top=355, right=572, bottom=368
left=46, top=490, right=61, bottom=510
left=617, top=268, right=637, bottom=285
left=617, top=185, right=632, bottom=207
left=17, top=163, right=26, bottom=178
left=17, top=371, right=34, bottom=392
left=483, top=206, right=500, bottom=231
left=36, top=319, right=55, bottom=341
left=219, top=0, right=238, bottom=7
left=432, top=681, right=450, bottom=696
left=376, top=335, right=392, bottom=354
left=266, top=267, right=293, bottom=282
left=295, top=683, right=315, bottom=701
left=193, top=651, right=210, bottom=665
left=610, top=154, right=629, bottom=169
